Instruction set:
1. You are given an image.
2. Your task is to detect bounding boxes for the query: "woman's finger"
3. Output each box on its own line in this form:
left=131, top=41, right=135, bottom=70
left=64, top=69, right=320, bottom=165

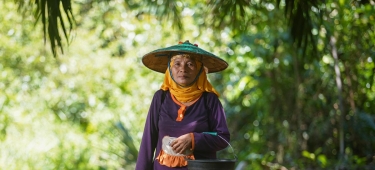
left=171, top=140, right=180, bottom=149
left=173, top=144, right=182, bottom=153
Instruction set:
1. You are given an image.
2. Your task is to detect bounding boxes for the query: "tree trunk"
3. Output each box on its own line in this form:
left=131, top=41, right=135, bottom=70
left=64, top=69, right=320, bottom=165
left=330, top=36, right=346, bottom=168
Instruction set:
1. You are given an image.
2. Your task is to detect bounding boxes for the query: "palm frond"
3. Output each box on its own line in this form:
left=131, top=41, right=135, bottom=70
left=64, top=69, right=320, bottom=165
left=207, top=0, right=252, bottom=33
left=143, top=0, right=184, bottom=36
left=277, top=0, right=321, bottom=54
left=33, top=0, right=75, bottom=57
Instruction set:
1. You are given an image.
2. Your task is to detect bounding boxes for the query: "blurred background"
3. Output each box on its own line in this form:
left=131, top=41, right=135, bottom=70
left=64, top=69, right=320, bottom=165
left=0, top=0, right=374, bottom=169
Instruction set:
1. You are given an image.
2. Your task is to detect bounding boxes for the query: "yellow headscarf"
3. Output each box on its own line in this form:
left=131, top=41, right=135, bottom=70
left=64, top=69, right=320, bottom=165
left=160, top=55, right=219, bottom=121
left=160, top=57, right=219, bottom=102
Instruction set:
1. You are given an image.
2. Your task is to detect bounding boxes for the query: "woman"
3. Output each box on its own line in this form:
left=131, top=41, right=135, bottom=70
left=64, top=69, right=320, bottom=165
left=136, top=40, right=230, bottom=170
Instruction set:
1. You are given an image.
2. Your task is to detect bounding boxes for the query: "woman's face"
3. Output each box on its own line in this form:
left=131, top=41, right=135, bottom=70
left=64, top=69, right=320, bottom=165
left=171, top=56, right=199, bottom=86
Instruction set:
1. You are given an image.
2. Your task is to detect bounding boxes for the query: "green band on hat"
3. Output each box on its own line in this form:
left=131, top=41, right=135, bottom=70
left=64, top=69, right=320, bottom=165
left=142, top=40, right=228, bottom=73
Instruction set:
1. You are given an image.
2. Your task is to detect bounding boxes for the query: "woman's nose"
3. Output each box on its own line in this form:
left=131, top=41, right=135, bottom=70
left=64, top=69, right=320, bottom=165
left=179, top=63, right=188, bottom=72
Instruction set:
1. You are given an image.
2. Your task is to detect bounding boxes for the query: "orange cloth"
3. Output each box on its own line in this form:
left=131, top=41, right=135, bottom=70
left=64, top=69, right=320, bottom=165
left=190, top=133, right=195, bottom=150
left=171, top=93, right=201, bottom=121
left=156, top=150, right=195, bottom=167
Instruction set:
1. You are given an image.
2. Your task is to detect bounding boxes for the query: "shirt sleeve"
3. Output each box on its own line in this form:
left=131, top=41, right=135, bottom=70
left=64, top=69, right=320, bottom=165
left=193, top=93, right=231, bottom=152
left=135, top=90, right=163, bottom=170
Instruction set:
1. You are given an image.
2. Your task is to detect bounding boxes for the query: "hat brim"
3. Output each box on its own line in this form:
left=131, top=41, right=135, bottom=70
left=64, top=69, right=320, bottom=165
left=142, top=42, right=228, bottom=73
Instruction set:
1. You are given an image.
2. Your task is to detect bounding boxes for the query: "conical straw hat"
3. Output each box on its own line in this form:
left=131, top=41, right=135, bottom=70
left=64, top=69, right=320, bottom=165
left=142, top=40, right=228, bottom=73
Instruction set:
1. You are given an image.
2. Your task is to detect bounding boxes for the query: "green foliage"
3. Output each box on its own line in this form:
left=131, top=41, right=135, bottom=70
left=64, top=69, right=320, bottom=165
left=0, top=1, right=165, bottom=169
left=1, top=0, right=375, bottom=169
left=215, top=1, right=375, bottom=169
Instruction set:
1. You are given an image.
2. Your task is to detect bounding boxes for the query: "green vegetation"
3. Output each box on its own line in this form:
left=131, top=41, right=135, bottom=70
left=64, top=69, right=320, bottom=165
left=1, top=0, right=374, bottom=169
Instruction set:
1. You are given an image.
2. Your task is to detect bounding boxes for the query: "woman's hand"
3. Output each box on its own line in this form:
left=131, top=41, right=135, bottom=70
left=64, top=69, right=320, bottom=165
left=170, top=133, right=192, bottom=154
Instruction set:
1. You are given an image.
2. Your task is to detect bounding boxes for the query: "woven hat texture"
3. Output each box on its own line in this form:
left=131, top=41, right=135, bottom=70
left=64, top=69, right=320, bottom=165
left=142, top=40, right=228, bottom=73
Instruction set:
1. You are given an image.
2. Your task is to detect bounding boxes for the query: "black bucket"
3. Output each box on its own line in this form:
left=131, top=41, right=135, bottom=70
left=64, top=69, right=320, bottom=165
left=186, top=159, right=236, bottom=170
left=187, top=132, right=237, bottom=170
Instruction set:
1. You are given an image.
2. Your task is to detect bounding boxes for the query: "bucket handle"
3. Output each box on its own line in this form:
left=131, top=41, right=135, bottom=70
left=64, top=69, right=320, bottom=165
left=203, top=132, right=237, bottom=160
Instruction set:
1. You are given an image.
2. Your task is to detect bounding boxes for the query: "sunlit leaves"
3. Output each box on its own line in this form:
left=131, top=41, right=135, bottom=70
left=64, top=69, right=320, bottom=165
left=302, top=149, right=328, bottom=168
left=0, top=1, right=163, bottom=169
left=3, top=0, right=375, bottom=169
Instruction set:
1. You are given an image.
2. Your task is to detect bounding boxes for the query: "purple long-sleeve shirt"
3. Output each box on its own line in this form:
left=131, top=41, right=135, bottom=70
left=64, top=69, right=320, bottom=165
left=135, top=90, right=230, bottom=170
